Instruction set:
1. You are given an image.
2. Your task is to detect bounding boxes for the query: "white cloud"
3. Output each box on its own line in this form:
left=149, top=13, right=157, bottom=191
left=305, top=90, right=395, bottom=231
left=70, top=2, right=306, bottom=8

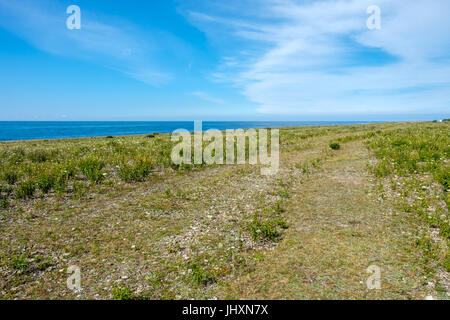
left=187, top=0, right=450, bottom=116
left=0, top=0, right=171, bottom=85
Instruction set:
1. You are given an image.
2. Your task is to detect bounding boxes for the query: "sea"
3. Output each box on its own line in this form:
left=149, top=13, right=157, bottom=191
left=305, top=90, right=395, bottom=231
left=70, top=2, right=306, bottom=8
left=0, top=121, right=383, bottom=142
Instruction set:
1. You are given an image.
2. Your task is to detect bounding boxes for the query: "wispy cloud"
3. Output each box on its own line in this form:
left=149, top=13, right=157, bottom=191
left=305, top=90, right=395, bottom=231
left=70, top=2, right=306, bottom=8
left=191, top=91, right=225, bottom=104
left=0, top=0, right=172, bottom=85
left=186, top=0, right=450, bottom=116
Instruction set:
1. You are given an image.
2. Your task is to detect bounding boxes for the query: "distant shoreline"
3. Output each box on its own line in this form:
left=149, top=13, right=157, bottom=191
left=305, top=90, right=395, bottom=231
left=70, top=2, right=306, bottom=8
left=0, top=120, right=391, bottom=142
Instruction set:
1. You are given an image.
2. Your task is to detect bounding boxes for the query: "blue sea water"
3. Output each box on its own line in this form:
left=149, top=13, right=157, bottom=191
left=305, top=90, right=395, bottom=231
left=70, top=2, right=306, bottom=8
left=0, top=121, right=382, bottom=142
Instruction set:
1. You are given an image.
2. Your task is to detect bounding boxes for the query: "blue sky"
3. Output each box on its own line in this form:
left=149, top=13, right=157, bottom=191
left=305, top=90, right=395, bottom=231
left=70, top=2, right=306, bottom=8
left=0, top=0, right=449, bottom=121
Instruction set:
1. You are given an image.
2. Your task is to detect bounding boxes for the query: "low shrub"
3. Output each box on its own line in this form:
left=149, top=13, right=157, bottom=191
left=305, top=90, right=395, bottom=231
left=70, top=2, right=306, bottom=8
left=79, top=158, right=105, bottom=183
left=28, top=150, right=51, bottom=163
left=189, top=263, right=216, bottom=286
left=275, top=218, right=289, bottom=229
left=434, top=166, right=450, bottom=191
left=250, top=218, right=281, bottom=241
left=9, top=148, right=25, bottom=164
left=54, top=170, right=70, bottom=192
left=0, top=197, right=9, bottom=209
left=37, top=172, right=56, bottom=194
left=119, top=160, right=152, bottom=182
left=16, top=180, right=36, bottom=199
left=329, top=142, right=341, bottom=150
left=278, top=189, right=290, bottom=198
left=3, top=171, right=18, bottom=185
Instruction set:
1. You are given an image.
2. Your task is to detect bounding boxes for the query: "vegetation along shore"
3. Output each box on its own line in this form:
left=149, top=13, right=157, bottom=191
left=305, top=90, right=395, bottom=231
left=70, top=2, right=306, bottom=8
left=0, top=121, right=448, bottom=299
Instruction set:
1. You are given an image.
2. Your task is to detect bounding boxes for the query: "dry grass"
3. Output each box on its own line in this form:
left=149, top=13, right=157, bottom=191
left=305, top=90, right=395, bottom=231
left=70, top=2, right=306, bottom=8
left=0, top=121, right=448, bottom=299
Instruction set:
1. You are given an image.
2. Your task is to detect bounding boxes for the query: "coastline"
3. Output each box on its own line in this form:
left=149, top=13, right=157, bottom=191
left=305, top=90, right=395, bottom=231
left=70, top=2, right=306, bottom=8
left=0, top=120, right=390, bottom=142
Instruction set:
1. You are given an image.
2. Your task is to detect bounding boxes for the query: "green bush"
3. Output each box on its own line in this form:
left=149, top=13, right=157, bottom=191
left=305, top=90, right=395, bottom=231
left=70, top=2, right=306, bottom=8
left=278, top=189, right=290, bottom=198
left=119, top=160, right=152, bottom=182
left=16, top=180, right=36, bottom=199
left=9, top=148, right=25, bottom=164
left=28, top=150, right=51, bottom=163
left=0, top=197, right=9, bottom=210
left=0, top=184, right=13, bottom=196
left=79, top=158, right=105, bottom=182
left=250, top=218, right=281, bottom=241
left=54, top=170, right=70, bottom=193
left=189, top=263, right=216, bottom=286
left=329, top=142, right=341, bottom=150
left=37, top=173, right=56, bottom=194
left=3, top=171, right=18, bottom=185
left=434, top=167, right=450, bottom=190
left=275, top=218, right=289, bottom=229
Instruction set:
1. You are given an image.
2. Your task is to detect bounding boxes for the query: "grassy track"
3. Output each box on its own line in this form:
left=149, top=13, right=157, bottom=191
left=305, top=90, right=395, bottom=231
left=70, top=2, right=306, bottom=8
left=0, top=122, right=448, bottom=299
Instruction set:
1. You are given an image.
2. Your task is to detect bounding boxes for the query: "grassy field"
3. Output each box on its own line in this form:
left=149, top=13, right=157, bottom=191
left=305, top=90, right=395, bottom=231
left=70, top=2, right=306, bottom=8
left=0, top=121, right=448, bottom=299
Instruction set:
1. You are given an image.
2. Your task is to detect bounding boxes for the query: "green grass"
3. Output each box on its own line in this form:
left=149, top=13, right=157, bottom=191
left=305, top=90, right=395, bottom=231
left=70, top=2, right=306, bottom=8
left=15, top=180, right=36, bottom=199
left=1, top=121, right=448, bottom=300
left=249, top=218, right=281, bottom=240
left=368, top=125, right=449, bottom=181
left=119, top=159, right=153, bottom=182
left=111, top=284, right=133, bottom=300
left=79, top=158, right=105, bottom=183
left=189, top=263, right=217, bottom=286
left=368, top=123, right=449, bottom=274
left=0, top=134, right=179, bottom=200
left=9, top=254, right=29, bottom=271
left=2, top=171, right=18, bottom=185
left=37, top=172, right=56, bottom=194
left=0, top=197, right=9, bottom=210
left=27, top=149, right=55, bottom=163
